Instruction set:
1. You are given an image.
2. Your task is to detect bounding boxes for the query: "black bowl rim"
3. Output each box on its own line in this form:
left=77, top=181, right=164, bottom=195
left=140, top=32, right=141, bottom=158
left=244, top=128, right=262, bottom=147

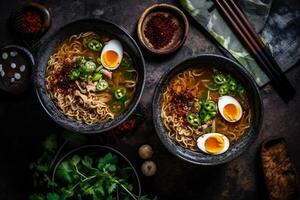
left=152, top=54, right=263, bottom=165
left=51, top=145, right=142, bottom=197
left=34, top=18, right=146, bottom=134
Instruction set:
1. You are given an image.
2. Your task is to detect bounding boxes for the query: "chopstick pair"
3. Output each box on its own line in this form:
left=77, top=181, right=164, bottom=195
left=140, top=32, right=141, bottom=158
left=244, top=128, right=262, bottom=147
left=213, top=0, right=296, bottom=102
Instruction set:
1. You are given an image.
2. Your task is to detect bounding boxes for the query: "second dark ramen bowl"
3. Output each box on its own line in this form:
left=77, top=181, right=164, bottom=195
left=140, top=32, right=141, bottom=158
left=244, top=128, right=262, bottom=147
left=152, top=55, right=263, bottom=165
left=34, top=19, right=145, bottom=134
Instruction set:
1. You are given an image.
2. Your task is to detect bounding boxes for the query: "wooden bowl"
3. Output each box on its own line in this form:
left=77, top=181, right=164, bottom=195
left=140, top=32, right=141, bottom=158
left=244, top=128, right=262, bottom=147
left=137, top=4, right=189, bottom=55
left=10, top=2, right=52, bottom=37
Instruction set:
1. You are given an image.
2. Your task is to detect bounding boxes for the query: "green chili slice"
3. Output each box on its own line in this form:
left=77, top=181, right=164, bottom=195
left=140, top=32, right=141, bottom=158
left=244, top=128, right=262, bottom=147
left=114, top=87, right=127, bottom=100
left=202, top=113, right=211, bottom=123
left=109, top=101, right=124, bottom=113
left=218, top=84, right=229, bottom=95
left=203, top=101, right=216, bottom=112
left=96, top=80, right=108, bottom=91
left=213, top=74, right=227, bottom=85
left=81, top=61, right=96, bottom=74
left=209, top=111, right=217, bottom=118
left=228, top=79, right=237, bottom=91
left=76, top=57, right=86, bottom=67
left=69, top=68, right=81, bottom=80
left=187, top=113, right=201, bottom=127
left=207, top=81, right=219, bottom=91
left=87, top=39, right=103, bottom=52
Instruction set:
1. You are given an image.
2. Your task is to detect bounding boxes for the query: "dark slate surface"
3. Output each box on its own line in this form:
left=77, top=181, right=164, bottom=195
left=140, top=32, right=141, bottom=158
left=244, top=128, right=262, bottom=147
left=0, top=0, right=299, bottom=200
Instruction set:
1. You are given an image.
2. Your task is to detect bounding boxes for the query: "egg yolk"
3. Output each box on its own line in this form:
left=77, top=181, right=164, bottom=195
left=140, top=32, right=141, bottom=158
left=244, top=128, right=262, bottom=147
left=103, top=50, right=119, bottom=68
left=223, top=103, right=240, bottom=121
left=205, top=136, right=225, bottom=153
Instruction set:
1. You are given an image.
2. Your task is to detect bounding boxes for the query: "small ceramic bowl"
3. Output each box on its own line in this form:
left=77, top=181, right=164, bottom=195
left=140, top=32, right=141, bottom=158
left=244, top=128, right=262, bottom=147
left=137, top=4, right=189, bottom=55
left=10, top=2, right=51, bottom=37
left=0, top=45, right=34, bottom=94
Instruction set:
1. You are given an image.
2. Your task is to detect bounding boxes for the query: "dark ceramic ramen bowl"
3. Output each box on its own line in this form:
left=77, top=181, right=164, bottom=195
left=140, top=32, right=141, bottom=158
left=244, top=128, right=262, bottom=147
left=152, top=55, right=263, bottom=165
left=34, top=19, right=145, bottom=134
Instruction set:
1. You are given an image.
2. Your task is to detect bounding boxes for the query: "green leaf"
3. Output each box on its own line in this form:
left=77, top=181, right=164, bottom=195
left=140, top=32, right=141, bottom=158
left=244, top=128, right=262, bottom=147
left=97, top=153, right=118, bottom=171
left=82, top=155, right=93, bottom=169
left=56, top=161, right=75, bottom=183
left=122, top=182, right=133, bottom=192
left=46, top=193, right=60, bottom=200
left=107, top=164, right=117, bottom=172
left=71, top=155, right=81, bottom=166
left=107, top=182, right=117, bottom=194
left=94, top=180, right=105, bottom=197
left=43, top=135, right=57, bottom=153
left=61, top=187, right=74, bottom=199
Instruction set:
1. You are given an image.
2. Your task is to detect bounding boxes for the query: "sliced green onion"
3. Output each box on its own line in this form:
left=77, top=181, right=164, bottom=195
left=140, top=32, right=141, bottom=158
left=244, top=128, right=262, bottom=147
left=92, top=73, right=102, bottom=81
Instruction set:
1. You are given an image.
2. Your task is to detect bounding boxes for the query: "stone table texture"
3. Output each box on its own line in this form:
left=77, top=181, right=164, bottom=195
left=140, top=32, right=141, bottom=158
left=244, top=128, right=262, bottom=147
left=0, top=0, right=300, bottom=200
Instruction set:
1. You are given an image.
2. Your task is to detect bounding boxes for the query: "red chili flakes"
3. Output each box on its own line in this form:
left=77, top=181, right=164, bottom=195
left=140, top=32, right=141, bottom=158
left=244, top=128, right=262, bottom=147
left=169, top=90, right=194, bottom=119
left=144, top=13, right=178, bottom=49
left=20, top=10, right=42, bottom=33
left=51, top=63, right=76, bottom=95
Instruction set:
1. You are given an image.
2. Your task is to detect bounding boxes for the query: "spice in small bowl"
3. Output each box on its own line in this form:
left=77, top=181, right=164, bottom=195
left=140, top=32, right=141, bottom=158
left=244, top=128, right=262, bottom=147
left=10, top=2, right=51, bottom=37
left=0, top=45, right=34, bottom=94
left=137, top=4, right=189, bottom=55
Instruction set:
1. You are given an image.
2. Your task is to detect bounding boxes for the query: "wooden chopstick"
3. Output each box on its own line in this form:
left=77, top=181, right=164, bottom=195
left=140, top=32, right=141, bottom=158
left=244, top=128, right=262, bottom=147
left=226, top=0, right=294, bottom=84
left=213, top=0, right=295, bottom=102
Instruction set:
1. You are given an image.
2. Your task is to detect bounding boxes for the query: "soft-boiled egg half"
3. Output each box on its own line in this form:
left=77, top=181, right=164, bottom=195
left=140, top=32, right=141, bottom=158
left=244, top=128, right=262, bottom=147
left=218, top=96, right=242, bottom=122
left=197, top=133, right=230, bottom=154
left=101, top=40, right=123, bottom=70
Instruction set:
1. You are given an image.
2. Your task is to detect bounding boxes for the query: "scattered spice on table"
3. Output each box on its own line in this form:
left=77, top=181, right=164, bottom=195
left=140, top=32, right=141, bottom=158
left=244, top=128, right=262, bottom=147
left=20, top=10, right=42, bottom=33
left=144, top=13, right=178, bottom=49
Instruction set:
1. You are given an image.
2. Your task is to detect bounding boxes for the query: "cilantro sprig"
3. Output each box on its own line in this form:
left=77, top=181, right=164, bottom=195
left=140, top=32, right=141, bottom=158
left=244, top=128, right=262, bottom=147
left=29, top=134, right=155, bottom=200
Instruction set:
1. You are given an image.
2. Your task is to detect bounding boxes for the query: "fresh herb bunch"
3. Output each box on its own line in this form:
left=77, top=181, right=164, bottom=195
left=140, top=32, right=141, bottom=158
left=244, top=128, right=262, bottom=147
left=54, top=153, right=151, bottom=200
left=29, top=133, right=154, bottom=200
